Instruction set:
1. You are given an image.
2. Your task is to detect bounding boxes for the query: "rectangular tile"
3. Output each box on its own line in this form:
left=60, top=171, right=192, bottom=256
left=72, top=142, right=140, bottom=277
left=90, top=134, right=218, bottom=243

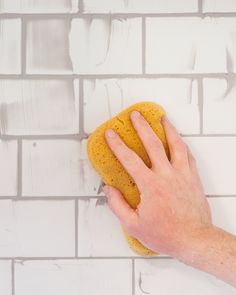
left=0, top=79, right=79, bottom=135
left=0, top=0, right=79, bottom=13
left=203, top=0, right=236, bottom=12
left=22, top=140, right=101, bottom=196
left=83, top=0, right=198, bottom=13
left=78, top=198, right=138, bottom=256
left=0, top=19, right=21, bottom=74
left=146, top=17, right=235, bottom=73
left=84, top=78, right=199, bottom=135
left=0, top=261, right=11, bottom=295
left=70, top=18, right=142, bottom=74
left=209, top=197, right=236, bottom=235
left=15, top=259, right=132, bottom=295
left=26, top=19, right=72, bottom=74
left=203, top=78, right=236, bottom=134
left=135, top=259, right=236, bottom=295
left=0, top=200, right=75, bottom=257
left=0, top=140, right=17, bottom=196
left=185, top=137, right=236, bottom=195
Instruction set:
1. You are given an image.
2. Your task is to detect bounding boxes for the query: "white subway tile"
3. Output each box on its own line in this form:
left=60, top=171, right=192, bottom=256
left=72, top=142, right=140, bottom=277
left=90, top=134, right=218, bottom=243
left=184, top=137, right=236, bottom=195
left=26, top=19, right=72, bottom=74
left=70, top=18, right=142, bottom=74
left=22, top=140, right=101, bottom=196
left=84, top=78, right=199, bottom=134
left=0, top=79, right=79, bottom=135
left=146, top=17, right=232, bottom=73
left=135, top=259, right=236, bottom=295
left=0, top=140, right=17, bottom=196
left=0, top=261, right=11, bottom=295
left=203, top=78, right=236, bottom=134
left=203, top=0, right=236, bottom=12
left=0, top=0, right=79, bottom=13
left=15, top=259, right=132, bottom=295
left=78, top=198, right=138, bottom=256
left=209, top=197, right=236, bottom=235
left=0, top=19, right=21, bottom=74
left=0, top=200, right=75, bottom=257
left=83, top=0, right=198, bottom=13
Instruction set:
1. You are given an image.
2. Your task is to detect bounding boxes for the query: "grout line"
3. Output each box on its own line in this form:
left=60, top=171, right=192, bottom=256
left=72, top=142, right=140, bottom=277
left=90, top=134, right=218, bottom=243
left=1, top=256, right=173, bottom=261
left=17, top=139, right=22, bottom=198
left=79, top=79, right=86, bottom=137
left=75, top=199, right=78, bottom=257
left=11, top=260, right=15, bottom=295
left=0, top=195, right=235, bottom=201
left=132, top=259, right=135, bottom=295
left=198, top=0, right=203, bottom=13
left=1, top=12, right=236, bottom=18
left=78, top=0, right=83, bottom=13
left=0, top=73, right=234, bottom=79
left=21, top=18, right=27, bottom=75
left=142, top=17, right=146, bottom=74
left=198, top=77, right=204, bottom=134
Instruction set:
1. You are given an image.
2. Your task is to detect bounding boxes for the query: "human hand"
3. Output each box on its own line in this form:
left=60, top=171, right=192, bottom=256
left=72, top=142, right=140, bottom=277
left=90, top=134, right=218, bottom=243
left=103, top=111, right=213, bottom=258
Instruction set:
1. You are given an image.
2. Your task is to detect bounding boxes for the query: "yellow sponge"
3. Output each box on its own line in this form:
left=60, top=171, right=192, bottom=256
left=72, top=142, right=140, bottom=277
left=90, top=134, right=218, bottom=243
left=87, top=102, right=169, bottom=256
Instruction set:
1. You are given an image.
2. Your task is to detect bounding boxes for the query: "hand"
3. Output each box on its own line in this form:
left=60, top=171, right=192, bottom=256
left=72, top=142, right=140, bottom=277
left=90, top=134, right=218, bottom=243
left=103, top=111, right=212, bottom=258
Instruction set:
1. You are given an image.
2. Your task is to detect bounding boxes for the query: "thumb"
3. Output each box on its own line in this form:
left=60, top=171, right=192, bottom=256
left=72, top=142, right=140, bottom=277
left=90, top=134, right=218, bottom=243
left=103, top=185, right=138, bottom=233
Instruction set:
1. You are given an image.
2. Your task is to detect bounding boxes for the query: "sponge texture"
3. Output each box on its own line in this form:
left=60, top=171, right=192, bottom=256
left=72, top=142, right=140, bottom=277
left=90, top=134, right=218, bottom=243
left=87, top=102, right=169, bottom=256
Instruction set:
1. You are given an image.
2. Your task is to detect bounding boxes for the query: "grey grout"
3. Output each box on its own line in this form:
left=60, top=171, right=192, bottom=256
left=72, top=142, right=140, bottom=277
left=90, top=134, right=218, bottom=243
left=1, top=12, right=236, bottom=18
left=198, top=0, right=203, bottom=14
left=78, top=0, right=83, bottom=13
left=21, top=18, right=27, bottom=75
left=198, top=77, right=204, bottom=135
left=132, top=259, right=135, bottom=295
left=142, top=17, right=146, bottom=75
left=11, top=260, right=15, bottom=295
left=1, top=256, right=174, bottom=261
left=17, top=139, right=22, bottom=198
left=0, top=73, right=234, bottom=79
left=0, top=195, right=234, bottom=202
left=75, top=199, right=78, bottom=257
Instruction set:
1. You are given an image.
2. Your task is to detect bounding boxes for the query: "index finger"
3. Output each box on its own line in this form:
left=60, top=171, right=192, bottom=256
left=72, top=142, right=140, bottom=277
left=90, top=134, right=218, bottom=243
left=105, top=128, right=151, bottom=191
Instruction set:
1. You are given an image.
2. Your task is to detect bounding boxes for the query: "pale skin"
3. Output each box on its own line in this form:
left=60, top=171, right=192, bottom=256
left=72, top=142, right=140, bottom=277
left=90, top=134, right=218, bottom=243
left=102, top=110, right=236, bottom=288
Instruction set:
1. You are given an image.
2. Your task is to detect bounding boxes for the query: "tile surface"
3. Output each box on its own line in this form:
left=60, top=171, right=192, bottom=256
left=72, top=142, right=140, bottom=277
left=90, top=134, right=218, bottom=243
left=0, top=261, right=11, bottom=295
left=0, top=79, right=79, bottom=135
left=0, top=19, right=21, bottom=74
left=70, top=18, right=142, bottom=74
left=15, top=259, right=132, bottom=295
left=84, top=78, right=199, bottom=134
left=0, top=200, right=75, bottom=257
left=83, top=0, right=198, bottom=13
left=135, top=259, right=236, bottom=295
left=203, top=0, right=236, bottom=12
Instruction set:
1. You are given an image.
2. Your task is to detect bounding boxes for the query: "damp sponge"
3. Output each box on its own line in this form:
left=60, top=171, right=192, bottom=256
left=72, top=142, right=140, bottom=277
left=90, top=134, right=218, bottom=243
left=87, top=101, right=169, bottom=256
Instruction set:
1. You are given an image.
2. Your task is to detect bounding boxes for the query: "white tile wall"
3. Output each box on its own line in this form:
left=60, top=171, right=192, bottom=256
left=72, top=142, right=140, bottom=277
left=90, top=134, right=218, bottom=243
left=0, top=200, right=75, bottom=257
left=83, top=0, right=198, bottom=13
left=203, top=78, right=236, bottom=134
left=0, top=260, right=11, bottom=295
left=0, top=19, right=21, bottom=74
left=135, top=259, right=236, bottom=295
left=0, top=79, right=79, bottom=135
left=15, top=259, right=132, bottom=295
left=70, top=18, right=142, bottom=74
left=0, top=1, right=236, bottom=294
left=0, top=0, right=79, bottom=13
left=84, top=78, right=199, bottom=134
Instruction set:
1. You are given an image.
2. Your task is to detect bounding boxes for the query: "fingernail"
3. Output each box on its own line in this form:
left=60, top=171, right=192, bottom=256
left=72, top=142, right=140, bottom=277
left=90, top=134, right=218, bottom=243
left=130, top=110, right=141, bottom=120
left=105, top=129, right=116, bottom=138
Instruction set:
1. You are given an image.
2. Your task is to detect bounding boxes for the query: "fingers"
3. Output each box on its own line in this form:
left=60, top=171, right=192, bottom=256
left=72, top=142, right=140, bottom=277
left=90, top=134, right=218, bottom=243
left=161, top=117, right=189, bottom=170
left=103, top=185, right=138, bottom=234
left=130, top=111, right=171, bottom=172
left=186, top=145, right=198, bottom=174
left=105, top=129, right=151, bottom=190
